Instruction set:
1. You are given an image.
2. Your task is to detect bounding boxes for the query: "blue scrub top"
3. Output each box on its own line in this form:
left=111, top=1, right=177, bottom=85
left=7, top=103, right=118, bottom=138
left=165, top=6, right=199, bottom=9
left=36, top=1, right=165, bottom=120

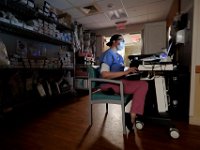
left=100, top=49, right=124, bottom=72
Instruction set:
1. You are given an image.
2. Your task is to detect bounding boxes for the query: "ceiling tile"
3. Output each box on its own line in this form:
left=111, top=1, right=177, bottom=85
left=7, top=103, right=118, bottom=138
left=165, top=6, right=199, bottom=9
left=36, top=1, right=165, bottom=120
left=96, top=0, right=123, bottom=12
left=122, top=0, right=165, bottom=9
left=66, top=0, right=94, bottom=7
left=76, top=13, right=115, bottom=29
left=126, top=6, right=149, bottom=18
left=82, top=23, right=99, bottom=30
left=46, top=0, right=73, bottom=10
left=128, top=15, right=148, bottom=24
left=77, top=13, right=109, bottom=24
left=148, top=11, right=165, bottom=21
left=84, top=22, right=113, bottom=30
left=76, top=16, right=94, bottom=24
left=126, top=0, right=170, bottom=18
left=44, top=0, right=175, bottom=30
left=92, top=13, right=110, bottom=22
left=64, top=8, right=85, bottom=19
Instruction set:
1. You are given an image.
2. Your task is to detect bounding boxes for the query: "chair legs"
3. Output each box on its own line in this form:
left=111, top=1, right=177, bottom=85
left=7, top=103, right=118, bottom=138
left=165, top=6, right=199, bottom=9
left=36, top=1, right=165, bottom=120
left=89, top=104, right=93, bottom=126
left=106, top=103, right=108, bottom=114
left=121, top=104, right=127, bottom=135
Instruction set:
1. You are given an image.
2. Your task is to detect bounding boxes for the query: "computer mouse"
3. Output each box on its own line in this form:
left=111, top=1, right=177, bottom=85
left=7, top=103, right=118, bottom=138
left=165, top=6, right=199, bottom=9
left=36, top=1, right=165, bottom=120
left=160, top=52, right=167, bottom=59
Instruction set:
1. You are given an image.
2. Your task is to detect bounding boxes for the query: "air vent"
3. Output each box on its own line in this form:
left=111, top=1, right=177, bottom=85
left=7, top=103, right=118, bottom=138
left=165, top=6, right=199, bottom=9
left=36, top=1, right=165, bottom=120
left=80, top=4, right=99, bottom=15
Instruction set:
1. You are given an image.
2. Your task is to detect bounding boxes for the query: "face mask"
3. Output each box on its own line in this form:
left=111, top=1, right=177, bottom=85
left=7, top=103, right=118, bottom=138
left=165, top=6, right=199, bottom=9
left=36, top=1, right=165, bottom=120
left=116, top=41, right=125, bottom=51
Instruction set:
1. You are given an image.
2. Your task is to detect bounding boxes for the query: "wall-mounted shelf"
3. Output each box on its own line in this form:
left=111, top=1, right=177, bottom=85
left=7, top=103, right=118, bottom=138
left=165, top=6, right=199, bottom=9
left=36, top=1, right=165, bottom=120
left=75, top=78, right=89, bottom=90
left=0, top=67, right=74, bottom=75
left=75, top=76, right=88, bottom=79
left=0, top=21, right=72, bottom=45
left=0, top=0, right=73, bottom=32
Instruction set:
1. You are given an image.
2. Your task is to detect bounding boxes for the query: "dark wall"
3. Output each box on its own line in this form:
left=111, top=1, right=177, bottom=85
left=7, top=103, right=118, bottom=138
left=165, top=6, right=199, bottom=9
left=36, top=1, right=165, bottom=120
left=177, top=8, right=193, bottom=71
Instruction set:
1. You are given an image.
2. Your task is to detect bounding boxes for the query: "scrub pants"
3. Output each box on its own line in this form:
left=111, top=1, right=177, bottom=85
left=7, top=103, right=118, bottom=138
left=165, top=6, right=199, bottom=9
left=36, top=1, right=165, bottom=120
left=100, top=79, right=148, bottom=115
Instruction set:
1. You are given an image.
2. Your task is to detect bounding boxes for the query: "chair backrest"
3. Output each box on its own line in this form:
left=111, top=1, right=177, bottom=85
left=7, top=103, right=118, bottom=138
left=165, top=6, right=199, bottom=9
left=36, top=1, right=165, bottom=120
left=87, top=65, right=100, bottom=88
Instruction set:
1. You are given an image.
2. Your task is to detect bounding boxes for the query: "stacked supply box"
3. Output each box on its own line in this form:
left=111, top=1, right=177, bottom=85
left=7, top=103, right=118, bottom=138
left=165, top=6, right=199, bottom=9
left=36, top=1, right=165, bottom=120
left=16, top=0, right=35, bottom=8
left=56, top=10, right=72, bottom=28
left=58, top=51, right=73, bottom=68
left=29, top=59, right=45, bottom=68
left=44, top=57, right=61, bottom=69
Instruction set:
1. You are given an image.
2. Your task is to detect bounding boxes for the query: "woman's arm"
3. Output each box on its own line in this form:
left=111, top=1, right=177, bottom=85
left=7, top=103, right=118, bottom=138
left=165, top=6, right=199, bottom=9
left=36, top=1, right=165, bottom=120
left=101, top=67, right=138, bottom=79
left=101, top=71, right=126, bottom=79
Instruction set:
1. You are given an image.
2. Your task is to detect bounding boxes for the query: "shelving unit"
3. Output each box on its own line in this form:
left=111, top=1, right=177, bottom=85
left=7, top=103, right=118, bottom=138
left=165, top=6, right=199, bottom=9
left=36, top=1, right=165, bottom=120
left=75, top=65, right=89, bottom=90
left=0, top=21, right=72, bottom=45
left=74, top=64, right=98, bottom=90
left=72, top=21, right=97, bottom=90
left=0, top=0, right=75, bottom=117
left=0, top=0, right=73, bottom=45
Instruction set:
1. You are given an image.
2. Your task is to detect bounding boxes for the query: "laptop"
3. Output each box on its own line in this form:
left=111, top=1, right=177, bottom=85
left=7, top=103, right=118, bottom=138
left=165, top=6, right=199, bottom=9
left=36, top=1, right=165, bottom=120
left=139, top=41, right=174, bottom=63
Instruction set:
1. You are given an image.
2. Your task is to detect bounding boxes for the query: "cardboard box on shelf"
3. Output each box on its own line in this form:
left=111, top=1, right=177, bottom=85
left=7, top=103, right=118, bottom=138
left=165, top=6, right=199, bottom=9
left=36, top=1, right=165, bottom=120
left=55, top=9, right=72, bottom=28
left=34, top=0, right=44, bottom=9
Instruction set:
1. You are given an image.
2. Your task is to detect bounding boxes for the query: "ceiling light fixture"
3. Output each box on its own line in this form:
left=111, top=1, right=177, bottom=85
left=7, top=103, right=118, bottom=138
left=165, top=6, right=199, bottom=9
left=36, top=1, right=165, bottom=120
left=106, top=8, right=128, bottom=20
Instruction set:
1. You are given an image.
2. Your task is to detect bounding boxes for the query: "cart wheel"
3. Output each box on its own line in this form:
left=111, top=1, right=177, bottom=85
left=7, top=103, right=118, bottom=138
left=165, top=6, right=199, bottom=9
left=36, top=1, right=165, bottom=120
left=135, top=121, right=144, bottom=130
left=169, top=128, right=180, bottom=139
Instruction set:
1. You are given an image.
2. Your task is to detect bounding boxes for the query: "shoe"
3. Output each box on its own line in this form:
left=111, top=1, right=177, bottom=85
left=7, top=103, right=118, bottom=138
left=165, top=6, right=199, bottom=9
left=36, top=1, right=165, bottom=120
left=125, top=113, right=134, bottom=131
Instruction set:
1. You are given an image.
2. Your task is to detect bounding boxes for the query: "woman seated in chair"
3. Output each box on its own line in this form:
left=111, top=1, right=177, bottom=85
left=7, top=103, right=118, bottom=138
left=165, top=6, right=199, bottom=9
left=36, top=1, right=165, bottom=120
left=99, top=34, right=148, bottom=129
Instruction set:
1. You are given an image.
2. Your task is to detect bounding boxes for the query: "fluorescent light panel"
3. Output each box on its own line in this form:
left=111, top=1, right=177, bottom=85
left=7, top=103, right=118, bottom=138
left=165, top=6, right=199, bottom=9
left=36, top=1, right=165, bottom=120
left=106, top=8, right=128, bottom=20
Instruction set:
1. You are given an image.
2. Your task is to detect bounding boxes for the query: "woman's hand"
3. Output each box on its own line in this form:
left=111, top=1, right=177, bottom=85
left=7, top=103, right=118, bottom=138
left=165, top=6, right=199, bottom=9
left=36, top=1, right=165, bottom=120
left=124, top=67, right=138, bottom=75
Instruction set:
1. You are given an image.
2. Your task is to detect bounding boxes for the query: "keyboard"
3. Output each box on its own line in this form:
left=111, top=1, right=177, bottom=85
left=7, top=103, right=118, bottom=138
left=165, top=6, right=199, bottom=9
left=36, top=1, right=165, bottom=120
left=125, top=72, right=142, bottom=80
left=138, top=64, right=174, bottom=71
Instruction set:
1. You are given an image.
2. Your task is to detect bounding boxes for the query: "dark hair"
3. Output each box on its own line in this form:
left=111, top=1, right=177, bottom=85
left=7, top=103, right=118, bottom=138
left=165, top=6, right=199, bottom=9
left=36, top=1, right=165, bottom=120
left=106, top=34, right=122, bottom=46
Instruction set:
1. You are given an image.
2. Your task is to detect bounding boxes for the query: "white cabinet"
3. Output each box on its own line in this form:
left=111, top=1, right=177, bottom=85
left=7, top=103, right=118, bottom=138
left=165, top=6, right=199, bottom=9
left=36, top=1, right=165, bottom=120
left=143, top=21, right=166, bottom=54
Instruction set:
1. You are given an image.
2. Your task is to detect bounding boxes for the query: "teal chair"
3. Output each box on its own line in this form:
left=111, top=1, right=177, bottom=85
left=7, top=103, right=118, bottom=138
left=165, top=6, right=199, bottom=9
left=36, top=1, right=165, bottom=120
left=88, top=65, right=132, bottom=135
